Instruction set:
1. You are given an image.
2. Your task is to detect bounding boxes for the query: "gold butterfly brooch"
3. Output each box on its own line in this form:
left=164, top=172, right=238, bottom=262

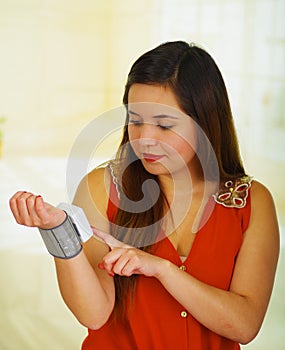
left=213, top=176, right=252, bottom=208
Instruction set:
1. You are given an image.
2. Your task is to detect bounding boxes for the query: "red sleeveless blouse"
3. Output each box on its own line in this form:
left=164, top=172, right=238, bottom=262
left=82, top=176, right=251, bottom=350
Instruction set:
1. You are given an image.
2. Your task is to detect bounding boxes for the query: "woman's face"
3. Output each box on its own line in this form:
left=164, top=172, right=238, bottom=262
left=127, top=83, right=199, bottom=177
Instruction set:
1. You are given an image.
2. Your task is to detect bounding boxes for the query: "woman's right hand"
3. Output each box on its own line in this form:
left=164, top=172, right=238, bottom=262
left=9, top=191, right=66, bottom=229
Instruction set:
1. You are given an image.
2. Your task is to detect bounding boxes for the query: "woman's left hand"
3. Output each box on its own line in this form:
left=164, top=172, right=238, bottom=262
left=92, top=228, right=167, bottom=278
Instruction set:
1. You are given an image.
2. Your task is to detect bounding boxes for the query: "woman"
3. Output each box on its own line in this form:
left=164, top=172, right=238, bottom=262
left=10, top=41, right=279, bottom=349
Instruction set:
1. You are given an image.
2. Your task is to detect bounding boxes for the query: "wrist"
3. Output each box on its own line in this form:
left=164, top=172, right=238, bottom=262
left=39, top=210, right=67, bottom=230
left=154, top=258, right=173, bottom=281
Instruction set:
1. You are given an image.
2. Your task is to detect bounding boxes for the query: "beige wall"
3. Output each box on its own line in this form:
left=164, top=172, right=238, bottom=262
left=0, top=1, right=111, bottom=156
left=1, top=0, right=284, bottom=222
left=0, top=0, right=161, bottom=158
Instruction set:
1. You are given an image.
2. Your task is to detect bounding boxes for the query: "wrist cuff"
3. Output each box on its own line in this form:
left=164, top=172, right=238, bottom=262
left=38, top=214, right=82, bottom=259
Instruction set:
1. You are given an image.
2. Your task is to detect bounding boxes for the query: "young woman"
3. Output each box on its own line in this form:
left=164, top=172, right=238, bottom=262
left=10, top=41, right=279, bottom=349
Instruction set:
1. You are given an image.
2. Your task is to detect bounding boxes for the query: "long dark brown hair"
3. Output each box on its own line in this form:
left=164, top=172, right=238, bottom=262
left=110, top=41, right=246, bottom=317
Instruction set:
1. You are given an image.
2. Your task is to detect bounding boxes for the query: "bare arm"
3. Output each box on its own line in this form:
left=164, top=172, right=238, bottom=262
left=156, top=181, right=280, bottom=343
left=9, top=167, right=115, bottom=330
left=54, top=242, right=114, bottom=329
left=55, top=167, right=115, bottom=329
left=97, top=180, right=279, bottom=343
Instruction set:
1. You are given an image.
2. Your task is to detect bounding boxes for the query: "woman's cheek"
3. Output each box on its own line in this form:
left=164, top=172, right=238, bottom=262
left=128, top=138, right=141, bottom=158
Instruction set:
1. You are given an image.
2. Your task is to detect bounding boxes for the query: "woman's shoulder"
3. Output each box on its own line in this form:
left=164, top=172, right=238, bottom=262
left=86, top=164, right=110, bottom=187
left=250, top=179, right=272, bottom=196
left=245, top=179, right=279, bottom=238
left=86, top=160, right=119, bottom=187
left=80, top=162, right=113, bottom=193
left=250, top=179, right=276, bottom=211
left=72, top=163, right=112, bottom=228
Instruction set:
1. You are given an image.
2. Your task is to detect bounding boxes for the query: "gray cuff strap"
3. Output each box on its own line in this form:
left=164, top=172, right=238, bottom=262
left=38, top=213, right=82, bottom=259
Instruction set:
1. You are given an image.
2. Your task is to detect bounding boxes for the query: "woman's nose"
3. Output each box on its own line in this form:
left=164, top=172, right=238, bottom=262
left=138, top=123, right=158, bottom=146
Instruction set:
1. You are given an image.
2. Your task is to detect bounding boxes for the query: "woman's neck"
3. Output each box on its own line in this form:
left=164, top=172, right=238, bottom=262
left=158, top=164, right=218, bottom=235
left=158, top=162, right=205, bottom=200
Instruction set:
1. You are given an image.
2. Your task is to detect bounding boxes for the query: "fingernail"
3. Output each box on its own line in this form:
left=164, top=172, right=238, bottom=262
left=108, top=272, right=115, bottom=277
left=98, top=262, right=104, bottom=269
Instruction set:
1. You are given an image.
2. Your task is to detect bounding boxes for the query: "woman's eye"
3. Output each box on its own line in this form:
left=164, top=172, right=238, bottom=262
left=158, top=123, right=174, bottom=130
left=129, top=119, right=142, bottom=126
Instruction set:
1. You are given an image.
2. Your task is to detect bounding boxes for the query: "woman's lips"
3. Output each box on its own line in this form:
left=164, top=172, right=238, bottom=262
left=142, top=153, right=164, bottom=163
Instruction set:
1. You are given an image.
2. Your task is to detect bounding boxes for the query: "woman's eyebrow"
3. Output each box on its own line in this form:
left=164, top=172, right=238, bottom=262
left=128, top=110, right=178, bottom=120
left=128, top=110, right=141, bottom=117
left=152, top=114, right=178, bottom=120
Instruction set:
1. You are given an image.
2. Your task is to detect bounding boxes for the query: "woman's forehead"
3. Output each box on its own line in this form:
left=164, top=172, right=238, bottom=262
left=127, top=84, right=190, bottom=121
left=128, top=84, right=179, bottom=105
left=127, top=103, right=184, bottom=120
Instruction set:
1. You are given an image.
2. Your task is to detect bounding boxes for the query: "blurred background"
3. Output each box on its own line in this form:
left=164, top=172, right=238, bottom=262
left=0, top=0, right=284, bottom=349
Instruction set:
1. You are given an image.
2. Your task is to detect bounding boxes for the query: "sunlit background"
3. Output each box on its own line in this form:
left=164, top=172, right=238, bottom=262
left=0, top=0, right=284, bottom=349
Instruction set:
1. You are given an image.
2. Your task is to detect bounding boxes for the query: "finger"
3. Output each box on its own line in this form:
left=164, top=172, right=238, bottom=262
left=20, top=192, right=36, bottom=222
left=34, top=195, right=50, bottom=225
left=101, top=248, right=130, bottom=275
left=26, top=195, right=43, bottom=222
left=9, top=191, right=27, bottom=219
left=98, top=251, right=118, bottom=274
left=116, top=250, right=140, bottom=276
left=91, top=227, right=129, bottom=249
left=113, top=254, right=134, bottom=276
left=102, top=248, right=140, bottom=277
left=120, top=259, right=140, bottom=277
left=14, top=192, right=35, bottom=225
left=14, top=192, right=45, bottom=226
left=27, top=195, right=54, bottom=227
